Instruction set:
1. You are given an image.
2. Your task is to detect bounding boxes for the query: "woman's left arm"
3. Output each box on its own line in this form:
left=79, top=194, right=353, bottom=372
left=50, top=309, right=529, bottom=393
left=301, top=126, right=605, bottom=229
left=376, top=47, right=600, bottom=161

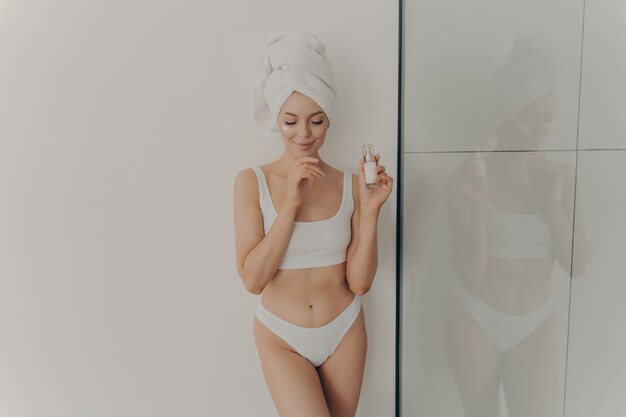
left=527, top=157, right=590, bottom=277
left=346, top=154, right=393, bottom=295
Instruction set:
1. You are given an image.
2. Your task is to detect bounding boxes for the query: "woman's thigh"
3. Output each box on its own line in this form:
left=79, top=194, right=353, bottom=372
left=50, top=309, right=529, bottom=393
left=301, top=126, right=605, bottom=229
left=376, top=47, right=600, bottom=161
left=317, top=307, right=367, bottom=417
left=502, top=310, right=557, bottom=417
left=253, top=316, right=331, bottom=417
left=445, top=293, right=501, bottom=417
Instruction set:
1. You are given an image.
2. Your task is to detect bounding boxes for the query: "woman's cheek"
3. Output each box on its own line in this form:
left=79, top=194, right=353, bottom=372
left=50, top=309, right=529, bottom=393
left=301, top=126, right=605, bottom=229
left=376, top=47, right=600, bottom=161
left=314, top=123, right=328, bottom=133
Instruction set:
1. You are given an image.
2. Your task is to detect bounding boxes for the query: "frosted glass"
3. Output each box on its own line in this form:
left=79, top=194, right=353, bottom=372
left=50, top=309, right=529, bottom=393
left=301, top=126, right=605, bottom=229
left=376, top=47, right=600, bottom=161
left=401, top=150, right=576, bottom=417
left=403, top=0, right=584, bottom=152
left=565, top=151, right=626, bottom=416
left=578, top=1, right=626, bottom=150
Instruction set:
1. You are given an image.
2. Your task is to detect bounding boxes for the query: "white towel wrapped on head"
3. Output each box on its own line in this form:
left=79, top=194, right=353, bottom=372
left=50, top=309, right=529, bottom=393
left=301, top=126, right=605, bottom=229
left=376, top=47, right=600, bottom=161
left=251, top=31, right=337, bottom=136
left=490, top=33, right=558, bottom=130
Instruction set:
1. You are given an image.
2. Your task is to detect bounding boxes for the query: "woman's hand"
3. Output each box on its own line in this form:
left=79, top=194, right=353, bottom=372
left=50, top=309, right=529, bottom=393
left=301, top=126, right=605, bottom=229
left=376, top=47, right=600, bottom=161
left=284, top=156, right=326, bottom=208
left=457, top=151, right=489, bottom=206
left=358, top=153, right=393, bottom=212
left=526, top=153, right=560, bottom=207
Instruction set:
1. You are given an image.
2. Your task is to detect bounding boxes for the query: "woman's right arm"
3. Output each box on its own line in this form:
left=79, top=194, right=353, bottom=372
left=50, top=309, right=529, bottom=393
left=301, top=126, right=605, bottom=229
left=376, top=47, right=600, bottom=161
left=445, top=168, right=489, bottom=290
left=233, top=168, right=298, bottom=294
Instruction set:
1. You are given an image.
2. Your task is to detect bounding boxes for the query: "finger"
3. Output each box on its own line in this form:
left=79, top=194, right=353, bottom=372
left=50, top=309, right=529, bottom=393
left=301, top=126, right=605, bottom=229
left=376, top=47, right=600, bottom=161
left=298, top=157, right=320, bottom=165
left=300, top=161, right=325, bottom=174
left=529, top=161, right=552, bottom=173
left=358, top=158, right=366, bottom=186
left=300, top=171, right=316, bottom=181
left=376, top=165, right=385, bottom=173
left=312, top=166, right=326, bottom=177
left=378, top=174, right=391, bottom=186
left=300, top=165, right=320, bottom=178
left=381, top=177, right=393, bottom=189
left=305, top=166, right=323, bottom=179
left=531, top=161, right=551, bottom=170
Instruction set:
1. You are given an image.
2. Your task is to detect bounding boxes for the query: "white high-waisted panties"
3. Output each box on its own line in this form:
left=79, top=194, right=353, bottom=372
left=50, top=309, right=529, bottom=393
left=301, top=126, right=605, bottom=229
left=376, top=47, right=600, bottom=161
left=255, top=295, right=362, bottom=367
left=452, top=283, right=555, bottom=354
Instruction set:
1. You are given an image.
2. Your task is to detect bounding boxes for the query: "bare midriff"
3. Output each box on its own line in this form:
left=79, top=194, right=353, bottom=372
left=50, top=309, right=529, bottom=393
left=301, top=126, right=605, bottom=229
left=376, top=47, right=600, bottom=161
left=260, top=262, right=356, bottom=328
left=467, top=257, right=555, bottom=314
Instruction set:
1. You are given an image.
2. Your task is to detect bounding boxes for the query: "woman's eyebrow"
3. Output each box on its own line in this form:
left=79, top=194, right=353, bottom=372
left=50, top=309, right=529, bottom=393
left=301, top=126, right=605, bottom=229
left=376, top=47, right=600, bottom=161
left=283, top=111, right=324, bottom=117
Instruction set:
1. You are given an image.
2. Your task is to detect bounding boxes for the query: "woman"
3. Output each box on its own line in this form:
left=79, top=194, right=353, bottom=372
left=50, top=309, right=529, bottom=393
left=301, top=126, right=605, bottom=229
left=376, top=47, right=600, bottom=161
left=444, top=34, right=589, bottom=417
left=232, top=32, right=393, bottom=417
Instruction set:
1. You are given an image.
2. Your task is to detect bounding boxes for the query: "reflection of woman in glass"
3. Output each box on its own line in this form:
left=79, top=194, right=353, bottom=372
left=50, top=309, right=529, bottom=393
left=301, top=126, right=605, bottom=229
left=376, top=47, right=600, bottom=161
left=232, top=32, right=392, bottom=417
left=445, top=34, right=589, bottom=417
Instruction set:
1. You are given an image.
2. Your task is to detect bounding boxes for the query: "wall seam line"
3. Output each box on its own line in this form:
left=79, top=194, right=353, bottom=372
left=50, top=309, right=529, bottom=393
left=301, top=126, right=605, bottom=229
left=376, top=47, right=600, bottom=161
left=563, top=0, right=586, bottom=416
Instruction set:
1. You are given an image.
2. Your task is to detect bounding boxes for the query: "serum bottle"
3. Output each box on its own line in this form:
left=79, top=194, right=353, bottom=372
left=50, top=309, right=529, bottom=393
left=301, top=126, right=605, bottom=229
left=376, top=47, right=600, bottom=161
left=362, top=144, right=379, bottom=189
left=473, top=144, right=489, bottom=195
left=474, top=144, right=486, bottom=179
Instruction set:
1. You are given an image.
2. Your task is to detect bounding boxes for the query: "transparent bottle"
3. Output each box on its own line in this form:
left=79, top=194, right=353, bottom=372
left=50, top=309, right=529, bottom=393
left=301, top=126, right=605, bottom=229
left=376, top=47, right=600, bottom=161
left=362, top=144, right=379, bottom=189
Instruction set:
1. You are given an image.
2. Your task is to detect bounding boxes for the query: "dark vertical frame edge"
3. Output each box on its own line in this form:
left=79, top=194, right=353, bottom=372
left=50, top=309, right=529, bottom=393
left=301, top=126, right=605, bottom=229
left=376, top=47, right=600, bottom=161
left=395, top=0, right=404, bottom=416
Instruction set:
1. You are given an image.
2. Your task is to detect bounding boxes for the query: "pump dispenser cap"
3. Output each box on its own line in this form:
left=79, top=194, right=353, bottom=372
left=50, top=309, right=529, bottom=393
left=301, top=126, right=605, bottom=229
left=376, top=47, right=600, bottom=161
left=363, top=144, right=375, bottom=162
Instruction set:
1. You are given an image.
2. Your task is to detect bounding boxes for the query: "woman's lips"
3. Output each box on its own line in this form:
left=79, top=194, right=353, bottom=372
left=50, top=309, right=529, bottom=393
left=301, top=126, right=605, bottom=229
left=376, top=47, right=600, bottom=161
left=295, top=142, right=312, bottom=150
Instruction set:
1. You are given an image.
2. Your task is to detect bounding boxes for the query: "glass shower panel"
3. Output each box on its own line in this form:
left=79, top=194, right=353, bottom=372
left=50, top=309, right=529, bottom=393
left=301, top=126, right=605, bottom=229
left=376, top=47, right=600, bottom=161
left=578, top=1, right=626, bottom=149
left=565, top=151, right=626, bottom=416
left=403, top=0, right=583, bottom=153
left=400, top=1, right=585, bottom=416
left=401, top=151, right=575, bottom=417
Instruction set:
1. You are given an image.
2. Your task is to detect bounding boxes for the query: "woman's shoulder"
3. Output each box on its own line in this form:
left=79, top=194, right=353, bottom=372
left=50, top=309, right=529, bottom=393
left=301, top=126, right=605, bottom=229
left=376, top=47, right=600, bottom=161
left=234, top=166, right=261, bottom=197
left=237, top=161, right=276, bottom=175
left=235, top=166, right=258, bottom=180
left=257, top=161, right=280, bottom=176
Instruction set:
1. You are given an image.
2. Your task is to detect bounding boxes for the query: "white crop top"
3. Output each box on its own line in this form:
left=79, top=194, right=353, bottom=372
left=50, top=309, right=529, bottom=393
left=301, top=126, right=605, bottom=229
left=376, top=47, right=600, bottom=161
left=252, top=166, right=354, bottom=269
left=485, top=201, right=553, bottom=259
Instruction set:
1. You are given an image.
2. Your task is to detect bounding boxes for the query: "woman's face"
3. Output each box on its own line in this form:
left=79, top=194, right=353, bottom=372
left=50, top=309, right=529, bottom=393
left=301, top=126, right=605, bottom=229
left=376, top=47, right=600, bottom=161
left=496, top=92, right=557, bottom=150
left=276, top=91, right=329, bottom=155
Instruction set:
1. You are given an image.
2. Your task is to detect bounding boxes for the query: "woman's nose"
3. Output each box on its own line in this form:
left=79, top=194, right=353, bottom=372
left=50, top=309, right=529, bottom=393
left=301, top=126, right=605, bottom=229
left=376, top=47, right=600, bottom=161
left=296, top=122, right=311, bottom=136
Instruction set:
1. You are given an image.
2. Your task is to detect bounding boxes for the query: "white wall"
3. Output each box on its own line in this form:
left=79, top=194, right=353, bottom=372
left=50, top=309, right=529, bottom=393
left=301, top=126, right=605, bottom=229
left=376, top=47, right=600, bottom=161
left=0, top=1, right=398, bottom=416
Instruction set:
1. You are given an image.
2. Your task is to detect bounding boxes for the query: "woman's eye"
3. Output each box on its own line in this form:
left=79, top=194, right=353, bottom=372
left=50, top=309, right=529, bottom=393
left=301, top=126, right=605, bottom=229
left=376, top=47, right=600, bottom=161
left=312, top=120, right=324, bottom=125
left=284, top=122, right=296, bottom=126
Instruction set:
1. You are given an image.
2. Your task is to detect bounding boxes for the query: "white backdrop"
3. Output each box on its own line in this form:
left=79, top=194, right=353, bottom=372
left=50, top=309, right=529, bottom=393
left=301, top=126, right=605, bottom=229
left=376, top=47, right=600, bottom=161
left=0, top=1, right=398, bottom=416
